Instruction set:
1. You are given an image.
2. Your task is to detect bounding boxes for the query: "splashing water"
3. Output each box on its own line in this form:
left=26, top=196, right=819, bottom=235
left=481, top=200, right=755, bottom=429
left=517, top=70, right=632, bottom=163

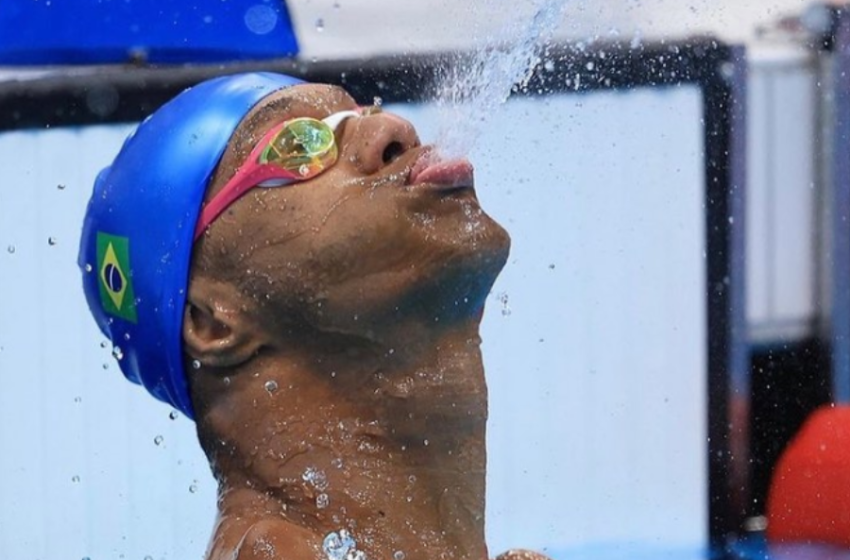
left=323, top=529, right=358, bottom=560
left=433, top=0, right=568, bottom=159
left=302, top=466, right=329, bottom=491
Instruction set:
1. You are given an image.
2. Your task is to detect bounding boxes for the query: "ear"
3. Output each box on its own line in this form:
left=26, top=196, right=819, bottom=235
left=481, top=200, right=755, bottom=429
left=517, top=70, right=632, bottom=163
left=183, top=276, right=266, bottom=368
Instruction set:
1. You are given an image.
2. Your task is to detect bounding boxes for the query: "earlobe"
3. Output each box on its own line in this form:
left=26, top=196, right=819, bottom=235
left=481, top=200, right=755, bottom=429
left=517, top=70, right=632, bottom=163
left=182, top=277, right=266, bottom=368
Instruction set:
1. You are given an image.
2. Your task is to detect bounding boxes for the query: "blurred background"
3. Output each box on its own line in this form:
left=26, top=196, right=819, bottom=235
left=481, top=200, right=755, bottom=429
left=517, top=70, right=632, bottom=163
left=1, top=0, right=848, bottom=559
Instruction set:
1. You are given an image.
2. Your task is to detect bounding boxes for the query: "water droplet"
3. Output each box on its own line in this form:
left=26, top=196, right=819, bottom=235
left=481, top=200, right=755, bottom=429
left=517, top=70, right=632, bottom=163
left=333, top=0, right=340, bottom=7
left=71, top=475, right=81, bottom=483
left=84, top=263, right=92, bottom=272
left=315, top=18, right=325, bottom=32
left=323, top=530, right=356, bottom=560
left=169, top=410, right=179, bottom=420
left=407, top=474, right=416, bottom=483
left=74, top=396, right=82, bottom=403
left=264, top=380, right=279, bottom=394
left=191, top=359, right=201, bottom=370
left=331, top=457, right=343, bottom=469
left=543, top=60, right=555, bottom=72
left=223, top=376, right=231, bottom=386
left=189, top=482, right=198, bottom=493
left=394, top=552, right=405, bottom=560
left=154, top=435, right=163, bottom=446
left=48, top=237, right=57, bottom=246
left=497, top=292, right=511, bottom=316
left=299, top=164, right=311, bottom=177
left=100, top=341, right=108, bottom=349
left=585, top=61, right=595, bottom=71
left=6, top=245, right=15, bottom=254
left=57, top=184, right=66, bottom=190
left=423, top=439, right=429, bottom=446
left=102, top=363, right=109, bottom=370
left=112, top=346, right=124, bottom=361
left=373, top=96, right=383, bottom=107
left=302, top=466, right=329, bottom=490
left=144, top=556, right=153, bottom=560
left=243, top=4, right=278, bottom=35
left=548, top=263, right=556, bottom=270
left=316, top=493, right=329, bottom=508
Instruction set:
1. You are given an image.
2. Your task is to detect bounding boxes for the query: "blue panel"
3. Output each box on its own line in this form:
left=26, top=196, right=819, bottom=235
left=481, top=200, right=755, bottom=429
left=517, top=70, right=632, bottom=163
left=0, top=0, right=299, bottom=64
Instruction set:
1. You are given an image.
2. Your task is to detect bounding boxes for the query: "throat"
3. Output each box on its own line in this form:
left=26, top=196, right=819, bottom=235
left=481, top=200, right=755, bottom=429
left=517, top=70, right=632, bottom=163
left=203, top=323, right=490, bottom=560
left=214, top=409, right=489, bottom=560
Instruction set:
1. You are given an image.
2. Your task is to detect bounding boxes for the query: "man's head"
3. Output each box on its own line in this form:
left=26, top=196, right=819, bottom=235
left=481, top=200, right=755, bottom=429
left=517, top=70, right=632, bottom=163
left=79, top=72, right=509, bottom=422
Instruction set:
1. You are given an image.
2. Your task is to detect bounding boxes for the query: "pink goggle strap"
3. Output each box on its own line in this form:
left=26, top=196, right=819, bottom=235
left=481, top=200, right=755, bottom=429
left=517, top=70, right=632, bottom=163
left=193, top=109, right=361, bottom=241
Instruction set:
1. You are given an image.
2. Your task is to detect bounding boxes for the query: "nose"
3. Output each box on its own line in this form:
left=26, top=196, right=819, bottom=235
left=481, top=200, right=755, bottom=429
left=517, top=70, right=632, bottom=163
left=343, top=110, right=420, bottom=175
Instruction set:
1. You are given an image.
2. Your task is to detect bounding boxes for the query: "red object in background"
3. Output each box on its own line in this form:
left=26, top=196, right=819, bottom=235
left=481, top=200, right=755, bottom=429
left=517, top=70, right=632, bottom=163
left=767, top=404, right=850, bottom=547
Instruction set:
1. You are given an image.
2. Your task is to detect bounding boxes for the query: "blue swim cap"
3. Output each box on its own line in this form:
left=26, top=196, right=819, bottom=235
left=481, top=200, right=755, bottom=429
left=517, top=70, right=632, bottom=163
left=79, top=72, right=304, bottom=420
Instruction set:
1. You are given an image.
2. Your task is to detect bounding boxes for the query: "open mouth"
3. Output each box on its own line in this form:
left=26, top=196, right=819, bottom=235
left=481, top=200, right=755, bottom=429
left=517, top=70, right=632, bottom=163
left=408, top=150, right=475, bottom=191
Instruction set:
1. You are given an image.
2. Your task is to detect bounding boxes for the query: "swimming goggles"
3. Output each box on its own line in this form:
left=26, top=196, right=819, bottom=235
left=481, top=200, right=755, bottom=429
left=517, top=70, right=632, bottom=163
left=194, top=109, right=360, bottom=240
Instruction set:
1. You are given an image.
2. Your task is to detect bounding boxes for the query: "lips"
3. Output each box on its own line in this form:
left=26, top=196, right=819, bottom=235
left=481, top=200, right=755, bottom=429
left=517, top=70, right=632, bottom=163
left=408, top=151, right=474, bottom=189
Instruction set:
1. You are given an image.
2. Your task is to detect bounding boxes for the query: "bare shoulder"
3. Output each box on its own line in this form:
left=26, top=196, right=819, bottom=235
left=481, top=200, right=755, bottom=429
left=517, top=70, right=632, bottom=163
left=495, top=549, right=555, bottom=560
left=234, top=518, right=324, bottom=560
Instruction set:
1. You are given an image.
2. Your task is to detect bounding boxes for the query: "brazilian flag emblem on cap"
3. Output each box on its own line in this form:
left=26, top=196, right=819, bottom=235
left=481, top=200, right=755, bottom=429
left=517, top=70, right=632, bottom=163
left=96, top=232, right=138, bottom=323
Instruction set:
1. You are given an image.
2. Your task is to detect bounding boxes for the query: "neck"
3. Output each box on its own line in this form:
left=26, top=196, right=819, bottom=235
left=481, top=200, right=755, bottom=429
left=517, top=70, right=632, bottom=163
left=199, top=319, right=489, bottom=560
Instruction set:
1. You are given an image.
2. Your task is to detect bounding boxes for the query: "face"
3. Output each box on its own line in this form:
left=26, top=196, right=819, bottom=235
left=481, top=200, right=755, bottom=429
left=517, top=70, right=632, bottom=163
left=194, top=83, right=510, bottom=341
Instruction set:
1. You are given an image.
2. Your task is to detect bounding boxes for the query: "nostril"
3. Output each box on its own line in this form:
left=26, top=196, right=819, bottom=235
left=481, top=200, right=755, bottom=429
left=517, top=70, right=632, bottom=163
left=382, top=141, right=406, bottom=164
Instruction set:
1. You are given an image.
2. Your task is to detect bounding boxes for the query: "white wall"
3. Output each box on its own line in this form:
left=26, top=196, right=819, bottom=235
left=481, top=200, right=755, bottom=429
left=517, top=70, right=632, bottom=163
left=288, top=0, right=813, bottom=61
left=746, top=51, right=820, bottom=343
left=0, top=125, right=216, bottom=560
left=0, top=85, right=709, bottom=558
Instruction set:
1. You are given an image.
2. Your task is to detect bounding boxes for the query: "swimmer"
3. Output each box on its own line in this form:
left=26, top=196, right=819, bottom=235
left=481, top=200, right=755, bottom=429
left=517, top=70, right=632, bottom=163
left=80, top=73, right=552, bottom=560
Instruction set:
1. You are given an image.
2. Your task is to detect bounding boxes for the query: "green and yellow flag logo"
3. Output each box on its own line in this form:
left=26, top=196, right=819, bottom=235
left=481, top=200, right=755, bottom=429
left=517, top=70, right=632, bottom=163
left=96, top=232, right=137, bottom=323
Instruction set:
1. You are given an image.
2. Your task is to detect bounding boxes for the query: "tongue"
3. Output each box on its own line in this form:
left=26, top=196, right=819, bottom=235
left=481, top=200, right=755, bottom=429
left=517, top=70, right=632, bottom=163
left=411, top=158, right=474, bottom=187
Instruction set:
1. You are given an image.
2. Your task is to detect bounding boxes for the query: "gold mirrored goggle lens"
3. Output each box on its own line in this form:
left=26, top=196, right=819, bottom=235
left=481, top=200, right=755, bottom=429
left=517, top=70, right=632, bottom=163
left=259, top=117, right=339, bottom=179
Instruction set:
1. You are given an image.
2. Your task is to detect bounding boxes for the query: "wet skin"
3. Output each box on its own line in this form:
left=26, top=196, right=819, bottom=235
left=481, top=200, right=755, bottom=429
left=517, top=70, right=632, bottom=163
left=184, top=83, right=548, bottom=560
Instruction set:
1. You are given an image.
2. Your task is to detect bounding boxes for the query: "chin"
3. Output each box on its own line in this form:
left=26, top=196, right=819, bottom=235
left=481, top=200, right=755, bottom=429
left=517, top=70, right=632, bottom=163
left=406, top=205, right=510, bottom=323
left=443, top=201, right=510, bottom=276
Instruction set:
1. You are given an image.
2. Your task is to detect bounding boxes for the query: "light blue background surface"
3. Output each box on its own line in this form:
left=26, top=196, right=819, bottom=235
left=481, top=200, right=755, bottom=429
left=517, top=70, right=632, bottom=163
left=0, top=87, right=706, bottom=558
